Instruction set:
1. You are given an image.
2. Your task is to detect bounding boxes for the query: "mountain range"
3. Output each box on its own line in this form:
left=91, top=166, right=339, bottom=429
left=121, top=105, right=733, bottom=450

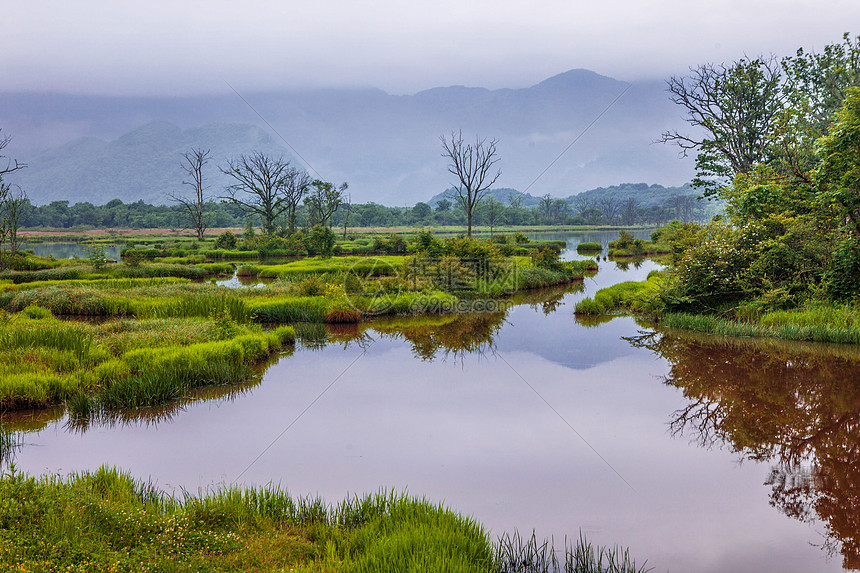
left=0, top=69, right=697, bottom=206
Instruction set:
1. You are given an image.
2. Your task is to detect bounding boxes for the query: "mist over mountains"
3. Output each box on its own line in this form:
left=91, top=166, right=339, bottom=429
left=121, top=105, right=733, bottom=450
left=1, top=69, right=696, bottom=206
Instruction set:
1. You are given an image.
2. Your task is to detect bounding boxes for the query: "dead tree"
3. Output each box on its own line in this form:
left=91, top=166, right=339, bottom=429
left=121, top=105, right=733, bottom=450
left=3, top=186, right=28, bottom=257
left=221, top=153, right=310, bottom=235
left=441, top=130, right=501, bottom=238
left=0, top=130, right=26, bottom=178
left=169, top=148, right=211, bottom=240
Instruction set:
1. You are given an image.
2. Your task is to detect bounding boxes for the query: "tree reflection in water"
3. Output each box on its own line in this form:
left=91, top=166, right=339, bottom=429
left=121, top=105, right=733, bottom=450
left=628, top=329, right=860, bottom=569
left=341, top=312, right=507, bottom=361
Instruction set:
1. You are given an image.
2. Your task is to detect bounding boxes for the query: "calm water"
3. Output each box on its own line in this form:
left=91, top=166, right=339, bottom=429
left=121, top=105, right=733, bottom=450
left=20, top=242, right=123, bottom=261
left=5, top=232, right=859, bottom=572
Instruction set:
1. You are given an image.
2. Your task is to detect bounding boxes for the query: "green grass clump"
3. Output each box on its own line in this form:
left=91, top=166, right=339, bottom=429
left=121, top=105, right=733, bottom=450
left=250, top=296, right=331, bottom=323
left=575, top=273, right=666, bottom=316
left=196, top=262, right=235, bottom=276
left=0, top=307, right=296, bottom=412
left=9, top=285, right=135, bottom=316
left=576, top=242, right=602, bottom=254
left=0, top=468, right=496, bottom=573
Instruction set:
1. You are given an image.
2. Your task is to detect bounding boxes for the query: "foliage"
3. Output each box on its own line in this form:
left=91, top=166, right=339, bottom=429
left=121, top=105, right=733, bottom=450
left=816, top=86, right=860, bottom=235
left=824, top=234, right=860, bottom=299
left=86, top=244, right=109, bottom=270
left=660, top=57, right=785, bottom=197
left=303, top=224, right=336, bottom=257
left=214, top=230, right=238, bottom=250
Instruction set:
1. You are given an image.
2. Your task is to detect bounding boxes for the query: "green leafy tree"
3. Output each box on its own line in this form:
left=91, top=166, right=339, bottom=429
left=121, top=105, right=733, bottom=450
left=773, top=33, right=860, bottom=182
left=412, top=202, right=432, bottom=220
left=816, top=86, right=860, bottom=235
left=304, top=180, right=347, bottom=228
left=660, top=57, right=784, bottom=198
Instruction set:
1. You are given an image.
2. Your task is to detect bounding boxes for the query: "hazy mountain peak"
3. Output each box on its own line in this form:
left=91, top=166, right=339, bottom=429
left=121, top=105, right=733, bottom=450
left=3, top=69, right=694, bottom=205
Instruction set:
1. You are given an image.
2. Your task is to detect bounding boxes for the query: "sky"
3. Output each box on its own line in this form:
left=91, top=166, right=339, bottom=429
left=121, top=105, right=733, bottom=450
left=4, top=0, right=860, bottom=96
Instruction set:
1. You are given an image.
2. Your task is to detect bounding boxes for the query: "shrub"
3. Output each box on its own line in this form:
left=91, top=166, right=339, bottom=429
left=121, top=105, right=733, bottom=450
left=825, top=234, right=860, bottom=299
left=304, top=225, right=336, bottom=257
left=20, top=304, right=52, bottom=319
left=86, top=245, right=109, bottom=270
left=214, top=230, right=238, bottom=250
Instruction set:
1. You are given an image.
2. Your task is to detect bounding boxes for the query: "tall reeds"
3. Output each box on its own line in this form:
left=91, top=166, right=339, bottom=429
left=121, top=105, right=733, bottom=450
left=495, top=530, right=652, bottom=573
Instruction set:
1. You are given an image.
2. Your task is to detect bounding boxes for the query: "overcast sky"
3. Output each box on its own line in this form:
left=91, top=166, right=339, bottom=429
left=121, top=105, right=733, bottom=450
left=4, top=0, right=859, bottom=96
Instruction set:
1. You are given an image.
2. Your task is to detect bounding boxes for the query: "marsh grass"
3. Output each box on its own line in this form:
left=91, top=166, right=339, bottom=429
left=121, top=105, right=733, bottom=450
left=661, top=311, right=860, bottom=345
left=0, top=468, right=498, bottom=573
left=0, top=424, right=21, bottom=465
left=0, top=307, right=295, bottom=412
left=96, top=361, right=252, bottom=410
left=576, top=242, right=602, bottom=254
left=250, top=296, right=330, bottom=323
left=574, top=273, right=665, bottom=316
left=495, top=531, right=652, bottom=573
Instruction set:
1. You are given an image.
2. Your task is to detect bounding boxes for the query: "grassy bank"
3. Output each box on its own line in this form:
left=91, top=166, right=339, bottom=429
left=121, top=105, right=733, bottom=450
left=0, top=466, right=650, bottom=573
left=659, top=308, right=860, bottom=345
left=0, top=308, right=295, bottom=413
left=575, top=272, right=860, bottom=345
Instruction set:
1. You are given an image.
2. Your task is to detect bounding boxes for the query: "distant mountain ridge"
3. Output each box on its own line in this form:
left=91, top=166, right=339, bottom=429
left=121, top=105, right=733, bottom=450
left=10, top=122, right=295, bottom=206
left=1, top=69, right=696, bottom=205
left=427, top=182, right=699, bottom=210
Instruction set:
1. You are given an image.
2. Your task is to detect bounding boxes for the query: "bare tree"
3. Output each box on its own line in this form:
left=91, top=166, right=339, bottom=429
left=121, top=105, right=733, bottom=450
left=441, top=130, right=501, bottom=238
left=221, top=152, right=310, bottom=235
left=169, top=148, right=210, bottom=240
left=0, top=131, right=27, bottom=266
left=4, top=186, right=28, bottom=257
left=304, top=179, right=347, bottom=228
left=571, top=195, right=598, bottom=217
left=620, top=197, right=640, bottom=226
left=283, top=167, right=312, bottom=233
left=597, top=196, right=621, bottom=224
left=538, top=194, right=554, bottom=223
left=0, top=130, right=26, bottom=178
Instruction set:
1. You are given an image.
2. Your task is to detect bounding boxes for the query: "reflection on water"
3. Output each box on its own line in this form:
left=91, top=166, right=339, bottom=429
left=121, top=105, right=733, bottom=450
left=20, top=242, right=123, bottom=260
left=629, top=329, right=860, bottom=569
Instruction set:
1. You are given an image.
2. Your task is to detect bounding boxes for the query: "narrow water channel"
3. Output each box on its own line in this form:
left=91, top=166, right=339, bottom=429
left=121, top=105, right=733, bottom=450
left=6, top=232, right=859, bottom=572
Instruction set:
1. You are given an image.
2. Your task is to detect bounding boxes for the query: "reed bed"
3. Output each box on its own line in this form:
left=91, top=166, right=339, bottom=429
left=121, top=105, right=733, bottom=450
left=249, top=296, right=331, bottom=323
left=661, top=312, right=860, bottom=345
left=0, top=306, right=296, bottom=412
left=495, top=531, right=652, bottom=573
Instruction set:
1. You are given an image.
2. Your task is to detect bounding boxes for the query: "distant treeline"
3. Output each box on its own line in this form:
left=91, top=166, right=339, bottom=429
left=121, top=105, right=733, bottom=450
left=16, top=190, right=716, bottom=230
